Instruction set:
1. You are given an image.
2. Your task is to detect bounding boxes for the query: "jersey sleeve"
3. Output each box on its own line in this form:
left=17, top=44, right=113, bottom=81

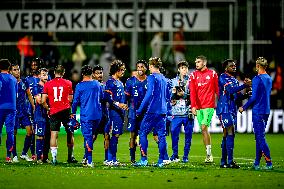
left=104, top=79, right=115, bottom=104
left=71, top=84, right=80, bottom=114
left=213, top=70, right=219, bottom=97
left=124, top=78, right=132, bottom=103
left=189, top=73, right=197, bottom=109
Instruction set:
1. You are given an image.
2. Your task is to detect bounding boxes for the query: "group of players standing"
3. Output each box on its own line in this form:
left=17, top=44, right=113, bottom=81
left=0, top=55, right=273, bottom=170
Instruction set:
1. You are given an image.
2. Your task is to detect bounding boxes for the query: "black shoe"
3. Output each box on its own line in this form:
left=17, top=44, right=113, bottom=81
left=67, top=157, right=78, bottom=163
left=227, top=161, right=240, bottom=169
left=220, top=164, right=227, bottom=168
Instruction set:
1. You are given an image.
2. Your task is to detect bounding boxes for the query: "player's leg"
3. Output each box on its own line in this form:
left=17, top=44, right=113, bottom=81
left=170, top=117, right=182, bottom=162
left=81, top=120, right=95, bottom=167
left=62, top=109, right=77, bottom=163
left=156, top=114, right=167, bottom=167
left=49, top=112, right=61, bottom=165
left=20, top=116, right=34, bottom=161
left=183, top=117, right=194, bottom=163
left=128, top=118, right=137, bottom=163
left=198, top=108, right=214, bottom=162
left=218, top=114, right=228, bottom=167
left=12, top=116, right=20, bottom=162
left=4, top=110, right=16, bottom=163
left=108, top=115, right=123, bottom=164
left=35, top=121, right=46, bottom=163
left=253, top=114, right=272, bottom=169
left=134, top=114, right=152, bottom=166
left=42, top=120, right=51, bottom=163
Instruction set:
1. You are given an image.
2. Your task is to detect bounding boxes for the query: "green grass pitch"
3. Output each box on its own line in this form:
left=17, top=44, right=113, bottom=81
left=0, top=132, right=283, bottom=189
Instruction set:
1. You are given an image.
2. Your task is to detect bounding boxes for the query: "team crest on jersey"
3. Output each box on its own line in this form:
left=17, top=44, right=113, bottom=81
left=206, top=75, right=211, bottom=80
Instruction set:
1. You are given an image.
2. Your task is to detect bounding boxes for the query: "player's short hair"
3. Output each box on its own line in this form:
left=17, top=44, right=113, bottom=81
left=148, top=57, right=162, bottom=69
left=222, top=59, right=235, bottom=70
left=177, top=60, right=189, bottom=68
left=93, top=65, right=103, bottom=72
left=109, top=59, right=125, bottom=76
left=0, top=59, right=11, bottom=70
left=54, top=65, right=65, bottom=76
left=196, top=55, right=207, bottom=62
left=38, top=68, right=48, bottom=73
left=81, top=65, right=93, bottom=76
left=256, top=57, right=268, bottom=69
left=32, top=57, right=44, bottom=68
left=136, top=60, right=148, bottom=68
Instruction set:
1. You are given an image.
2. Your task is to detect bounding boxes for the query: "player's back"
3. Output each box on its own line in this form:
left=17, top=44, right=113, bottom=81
left=0, top=73, right=17, bottom=110
left=146, top=73, right=168, bottom=114
left=74, top=80, right=103, bottom=121
left=43, top=78, right=73, bottom=115
left=252, top=74, right=272, bottom=114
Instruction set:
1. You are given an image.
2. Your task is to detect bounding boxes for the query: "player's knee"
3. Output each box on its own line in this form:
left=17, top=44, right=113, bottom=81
left=114, top=134, right=120, bottom=138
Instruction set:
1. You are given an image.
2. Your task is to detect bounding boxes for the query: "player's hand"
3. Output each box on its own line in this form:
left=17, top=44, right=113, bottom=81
left=244, top=78, right=252, bottom=86
left=239, top=107, right=244, bottom=113
left=118, top=103, right=128, bottom=110
left=70, top=114, right=76, bottom=119
left=192, top=107, right=197, bottom=116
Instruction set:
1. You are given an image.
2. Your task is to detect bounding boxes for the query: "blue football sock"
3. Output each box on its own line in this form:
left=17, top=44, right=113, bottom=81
left=36, top=139, right=44, bottom=160
left=30, top=134, right=35, bottom=155
left=12, top=135, right=17, bottom=157
left=110, top=136, right=118, bottom=162
left=226, top=135, right=234, bottom=164
left=22, top=135, right=31, bottom=155
left=104, top=149, right=108, bottom=161
left=87, top=151, right=92, bottom=164
left=221, top=136, right=227, bottom=165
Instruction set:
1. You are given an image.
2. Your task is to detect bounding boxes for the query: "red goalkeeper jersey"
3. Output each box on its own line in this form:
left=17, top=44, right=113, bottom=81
left=43, top=77, right=73, bottom=115
left=189, top=68, right=219, bottom=110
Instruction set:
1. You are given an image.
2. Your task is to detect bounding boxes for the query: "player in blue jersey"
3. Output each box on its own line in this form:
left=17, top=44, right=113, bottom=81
left=239, top=57, right=273, bottom=170
left=216, top=59, right=251, bottom=168
left=25, top=58, right=43, bottom=160
left=72, top=65, right=103, bottom=167
left=0, top=59, right=17, bottom=163
left=170, top=61, right=194, bottom=163
left=10, top=63, right=35, bottom=162
left=134, top=57, right=171, bottom=167
left=92, top=65, right=110, bottom=164
left=32, top=68, right=50, bottom=163
left=125, top=60, right=148, bottom=163
left=104, top=60, right=128, bottom=166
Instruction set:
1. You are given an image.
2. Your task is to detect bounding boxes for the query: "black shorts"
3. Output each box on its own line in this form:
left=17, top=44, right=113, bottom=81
left=49, top=109, right=70, bottom=132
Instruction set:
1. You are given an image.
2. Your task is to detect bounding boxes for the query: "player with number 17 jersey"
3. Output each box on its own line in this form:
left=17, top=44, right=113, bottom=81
left=43, top=78, right=73, bottom=115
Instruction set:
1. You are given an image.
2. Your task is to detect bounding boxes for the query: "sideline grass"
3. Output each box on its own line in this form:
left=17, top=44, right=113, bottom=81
left=0, top=133, right=284, bottom=189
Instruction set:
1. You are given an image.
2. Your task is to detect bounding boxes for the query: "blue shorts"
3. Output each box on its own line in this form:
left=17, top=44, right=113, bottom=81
left=218, top=113, right=236, bottom=128
left=15, top=114, right=32, bottom=129
left=0, top=109, right=16, bottom=134
left=35, top=121, right=46, bottom=136
left=127, top=118, right=142, bottom=133
left=140, top=113, right=166, bottom=136
left=109, top=115, right=124, bottom=135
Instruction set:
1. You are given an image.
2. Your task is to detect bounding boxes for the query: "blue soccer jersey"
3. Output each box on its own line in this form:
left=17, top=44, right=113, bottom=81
left=242, top=74, right=272, bottom=114
left=216, top=73, right=247, bottom=115
left=105, top=77, right=125, bottom=117
left=137, top=73, right=170, bottom=115
left=72, top=80, right=103, bottom=121
left=0, top=73, right=17, bottom=110
left=33, top=83, right=48, bottom=122
left=16, top=79, right=32, bottom=117
left=125, top=76, right=147, bottom=119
